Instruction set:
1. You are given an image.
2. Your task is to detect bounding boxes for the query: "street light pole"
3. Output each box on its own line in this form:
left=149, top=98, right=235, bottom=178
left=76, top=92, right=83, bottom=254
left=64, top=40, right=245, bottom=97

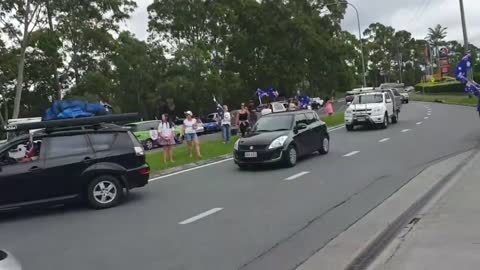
left=325, top=1, right=367, bottom=88
left=459, top=0, right=469, bottom=54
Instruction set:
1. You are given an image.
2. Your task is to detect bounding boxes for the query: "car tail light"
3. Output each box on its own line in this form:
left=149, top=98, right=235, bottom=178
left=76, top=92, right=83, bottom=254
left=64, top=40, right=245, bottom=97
left=139, top=168, right=150, bottom=175
left=134, top=146, right=145, bottom=156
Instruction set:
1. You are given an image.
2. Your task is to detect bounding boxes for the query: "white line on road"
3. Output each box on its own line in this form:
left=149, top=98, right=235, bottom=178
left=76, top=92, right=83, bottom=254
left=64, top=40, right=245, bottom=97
left=379, top=138, right=390, bottom=143
left=284, top=171, right=310, bottom=181
left=416, top=122, right=423, bottom=125
left=427, top=113, right=431, bottom=116
left=343, top=151, right=360, bottom=157
left=424, top=117, right=429, bottom=119
left=179, top=208, right=224, bottom=225
left=401, top=129, right=411, bottom=133
left=149, top=158, right=233, bottom=182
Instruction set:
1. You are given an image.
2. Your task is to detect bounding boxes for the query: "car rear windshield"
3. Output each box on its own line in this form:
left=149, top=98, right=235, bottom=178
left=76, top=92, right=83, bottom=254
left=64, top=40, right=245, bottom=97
left=254, top=115, right=293, bottom=132
left=353, top=94, right=384, bottom=104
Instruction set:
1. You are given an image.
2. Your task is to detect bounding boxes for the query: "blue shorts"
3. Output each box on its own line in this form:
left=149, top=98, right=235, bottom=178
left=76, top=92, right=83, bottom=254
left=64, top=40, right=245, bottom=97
left=185, top=133, right=198, bottom=142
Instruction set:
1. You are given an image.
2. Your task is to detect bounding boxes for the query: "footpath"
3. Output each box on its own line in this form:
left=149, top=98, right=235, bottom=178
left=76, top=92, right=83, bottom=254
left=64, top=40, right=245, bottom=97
left=371, top=150, right=480, bottom=269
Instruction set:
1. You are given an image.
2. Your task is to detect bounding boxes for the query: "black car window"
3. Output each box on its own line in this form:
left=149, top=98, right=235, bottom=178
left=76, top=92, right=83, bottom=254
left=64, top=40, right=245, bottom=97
left=295, top=113, right=308, bottom=126
left=89, top=133, right=115, bottom=152
left=0, top=139, right=42, bottom=166
left=306, top=113, right=318, bottom=124
left=46, top=135, right=91, bottom=158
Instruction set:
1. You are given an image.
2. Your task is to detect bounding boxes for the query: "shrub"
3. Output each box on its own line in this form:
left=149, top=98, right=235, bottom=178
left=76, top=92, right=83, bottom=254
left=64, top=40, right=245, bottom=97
left=415, top=81, right=464, bottom=93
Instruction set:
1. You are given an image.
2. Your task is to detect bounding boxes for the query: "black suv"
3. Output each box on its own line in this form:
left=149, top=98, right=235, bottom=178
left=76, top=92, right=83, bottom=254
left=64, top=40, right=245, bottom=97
left=0, top=123, right=149, bottom=211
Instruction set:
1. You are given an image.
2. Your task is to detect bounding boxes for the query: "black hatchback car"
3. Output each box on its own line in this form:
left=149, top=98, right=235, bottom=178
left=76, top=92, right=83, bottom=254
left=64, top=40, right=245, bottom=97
left=234, top=110, right=329, bottom=168
left=0, top=122, right=149, bottom=211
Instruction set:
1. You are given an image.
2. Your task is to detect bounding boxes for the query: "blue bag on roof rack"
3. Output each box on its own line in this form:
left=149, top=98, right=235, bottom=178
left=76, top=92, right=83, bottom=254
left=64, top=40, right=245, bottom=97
left=44, top=100, right=110, bottom=121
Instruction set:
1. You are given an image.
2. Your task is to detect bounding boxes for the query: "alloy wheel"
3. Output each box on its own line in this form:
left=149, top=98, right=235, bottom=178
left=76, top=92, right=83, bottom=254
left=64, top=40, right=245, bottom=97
left=93, top=181, right=117, bottom=204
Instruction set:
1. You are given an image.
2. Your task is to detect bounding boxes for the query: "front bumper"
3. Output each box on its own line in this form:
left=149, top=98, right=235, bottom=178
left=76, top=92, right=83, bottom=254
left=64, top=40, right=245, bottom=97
left=345, top=114, right=385, bottom=125
left=126, top=164, right=150, bottom=189
left=234, top=148, right=284, bottom=164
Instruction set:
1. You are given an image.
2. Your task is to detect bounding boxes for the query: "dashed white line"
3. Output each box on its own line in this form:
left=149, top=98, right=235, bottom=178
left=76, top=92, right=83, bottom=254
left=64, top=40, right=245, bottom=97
left=284, top=171, right=310, bottom=181
left=427, top=113, right=431, bottom=116
left=424, top=117, right=429, bottom=119
left=401, top=129, right=411, bottom=133
left=379, top=138, right=390, bottom=143
left=343, top=151, right=360, bottom=157
left=179, top=208, right=224, bottom=225
left=416, top=122, right=423, bottom=125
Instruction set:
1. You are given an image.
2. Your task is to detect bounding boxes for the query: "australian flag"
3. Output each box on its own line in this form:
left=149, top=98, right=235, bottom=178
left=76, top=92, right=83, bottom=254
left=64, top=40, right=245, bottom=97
left=456, top=53, right=472, bottom=84
left=267, top=87, right=279, bottom=100
left=256, top=88, right=268, bottom=98
left=298, top=96, right=311, bottom=109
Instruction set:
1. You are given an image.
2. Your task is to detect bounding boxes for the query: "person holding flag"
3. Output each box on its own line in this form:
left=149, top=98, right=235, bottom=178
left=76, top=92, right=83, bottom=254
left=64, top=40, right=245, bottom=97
left=456, top=52, right=480, bottom=115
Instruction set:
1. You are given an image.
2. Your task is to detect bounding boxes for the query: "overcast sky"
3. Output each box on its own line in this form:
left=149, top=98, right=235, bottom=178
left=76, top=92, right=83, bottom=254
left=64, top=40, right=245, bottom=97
left=123, top=0, right=480, bottom=46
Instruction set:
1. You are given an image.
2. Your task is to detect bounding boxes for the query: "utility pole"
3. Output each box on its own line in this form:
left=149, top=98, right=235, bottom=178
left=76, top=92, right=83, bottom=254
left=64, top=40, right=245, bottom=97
left=459, top=0, right=469, bottom=54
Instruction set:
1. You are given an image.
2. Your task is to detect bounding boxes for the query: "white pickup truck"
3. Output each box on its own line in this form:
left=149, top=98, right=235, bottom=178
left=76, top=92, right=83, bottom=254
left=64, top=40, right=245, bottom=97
left=344, top=92, right=398, bottom=131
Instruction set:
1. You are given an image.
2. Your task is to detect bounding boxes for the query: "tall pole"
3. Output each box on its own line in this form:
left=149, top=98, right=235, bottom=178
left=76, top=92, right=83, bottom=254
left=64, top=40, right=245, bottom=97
left=324, top=1, right=367, bottom=88
left=459, top=0, right=469, bottom=54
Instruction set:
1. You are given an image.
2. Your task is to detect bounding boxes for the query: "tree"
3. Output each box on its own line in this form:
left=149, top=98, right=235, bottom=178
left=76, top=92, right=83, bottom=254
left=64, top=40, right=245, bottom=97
left=0, top=0, right=46, bottom=119
left=427, top=24, right=448, bottom=74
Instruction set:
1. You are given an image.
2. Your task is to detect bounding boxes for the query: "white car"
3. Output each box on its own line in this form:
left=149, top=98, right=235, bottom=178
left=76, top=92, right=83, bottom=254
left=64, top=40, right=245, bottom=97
left=0, top=250, right=21, bottom=270
left=399, top=91, right=409, bottom=103
left=345, top=92, right=398, bottom=131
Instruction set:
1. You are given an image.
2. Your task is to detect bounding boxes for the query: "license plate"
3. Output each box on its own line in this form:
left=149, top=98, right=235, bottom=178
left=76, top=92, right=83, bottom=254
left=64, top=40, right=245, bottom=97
left=245, top=152, right=257, bottom=158
left=356, top=117, right=366, bottom=122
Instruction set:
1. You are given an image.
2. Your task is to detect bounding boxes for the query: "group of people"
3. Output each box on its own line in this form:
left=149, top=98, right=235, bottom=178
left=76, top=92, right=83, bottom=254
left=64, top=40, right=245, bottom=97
left=156, top=111, right=202, bottom=163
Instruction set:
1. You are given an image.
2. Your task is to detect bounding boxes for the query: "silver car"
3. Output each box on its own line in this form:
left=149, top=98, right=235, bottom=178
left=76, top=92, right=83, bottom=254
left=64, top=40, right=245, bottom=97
left=0, top=250, right=21, bottom=270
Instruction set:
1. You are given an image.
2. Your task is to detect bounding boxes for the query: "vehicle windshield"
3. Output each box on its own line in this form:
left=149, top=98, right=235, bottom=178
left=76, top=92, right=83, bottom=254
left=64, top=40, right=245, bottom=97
left=353, top=94, right=384, bottom=104
left=254, top=115, right=293, bottom=132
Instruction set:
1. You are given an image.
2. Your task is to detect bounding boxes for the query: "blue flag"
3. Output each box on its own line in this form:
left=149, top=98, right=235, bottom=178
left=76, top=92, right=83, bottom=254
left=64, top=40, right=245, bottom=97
left=298, top=96, right=311, bottom=109
left=456, top=53, right=472, bottom=84
left=267, top=87, right=279, bottom=100
left=256, top=88, right=268, bottom=98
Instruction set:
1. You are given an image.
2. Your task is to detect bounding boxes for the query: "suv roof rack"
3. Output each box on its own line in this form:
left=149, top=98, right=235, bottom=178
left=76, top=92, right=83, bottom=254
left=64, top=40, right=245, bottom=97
left=2, top=113, right=140, bottom=132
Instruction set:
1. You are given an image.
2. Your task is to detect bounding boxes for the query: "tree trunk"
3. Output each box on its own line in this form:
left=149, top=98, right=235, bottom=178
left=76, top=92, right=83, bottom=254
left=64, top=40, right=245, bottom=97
left=46, top=0, right=62, bottom=100
left=12, top=1, right=31, bottom=119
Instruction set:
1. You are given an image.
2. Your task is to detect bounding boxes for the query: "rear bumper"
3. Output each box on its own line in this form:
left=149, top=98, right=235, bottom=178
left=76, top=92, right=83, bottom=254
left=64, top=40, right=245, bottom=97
left=126, top=164, right=150, bottom=189
left=234, top=148, right=284, bottom=165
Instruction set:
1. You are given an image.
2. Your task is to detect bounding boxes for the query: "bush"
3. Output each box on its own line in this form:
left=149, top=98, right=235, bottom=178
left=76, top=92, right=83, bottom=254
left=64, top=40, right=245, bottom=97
left=415, top=81, right=464, bottom=93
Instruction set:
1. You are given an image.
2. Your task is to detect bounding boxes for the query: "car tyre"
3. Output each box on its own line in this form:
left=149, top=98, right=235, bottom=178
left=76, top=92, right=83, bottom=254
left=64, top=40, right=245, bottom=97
left=87, top=175, right=124, bottom=209
left=145, top=139, right=154, bottom=150
left=406, top=100, right=409, bottom=104
left=381, top=113, right=389, bottom=129
left=346, top=124, right=354, bottom=131
left=318, top=136, right=329, bottom=155
left=392, top=112, right=398, bottom=124
left=284, top=145, right=298, bottom=167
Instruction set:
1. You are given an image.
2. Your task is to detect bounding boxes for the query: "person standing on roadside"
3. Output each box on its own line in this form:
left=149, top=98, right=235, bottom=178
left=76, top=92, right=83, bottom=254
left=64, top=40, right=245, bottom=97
left=183, top=111, right=202, bottom=158
left=221, top=105, right=231, bottom=143
left=236, top=103, right=250, bottom=137
left=158, top=114, right=175, bottom=163
left=325, top=97, right=335, bottom=116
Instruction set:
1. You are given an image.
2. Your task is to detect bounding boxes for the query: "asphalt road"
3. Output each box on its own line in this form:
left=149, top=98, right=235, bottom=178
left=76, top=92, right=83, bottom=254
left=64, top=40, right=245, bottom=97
left=1, top=102, right=480, bottom=270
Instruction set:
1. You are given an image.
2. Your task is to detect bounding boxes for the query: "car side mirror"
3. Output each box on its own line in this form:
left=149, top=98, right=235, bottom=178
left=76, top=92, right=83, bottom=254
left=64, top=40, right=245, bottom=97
left=295, top=123, right=308, bottom=132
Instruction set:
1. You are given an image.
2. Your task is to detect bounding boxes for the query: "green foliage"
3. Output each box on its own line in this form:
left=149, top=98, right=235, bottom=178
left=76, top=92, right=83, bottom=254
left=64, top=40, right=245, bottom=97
left=415, top=81, right=464, bottom=93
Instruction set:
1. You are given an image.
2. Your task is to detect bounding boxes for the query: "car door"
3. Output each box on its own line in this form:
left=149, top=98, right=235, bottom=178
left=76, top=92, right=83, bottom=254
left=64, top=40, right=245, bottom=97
left=43, top=134, right=95, bottom=198
left=385, top=93, right=394, bottom=116
left=0, top=139, right=47, bottom=206
left=293, top=113, right=310, bottom=155
left=306, top=112, right=323, bottom=150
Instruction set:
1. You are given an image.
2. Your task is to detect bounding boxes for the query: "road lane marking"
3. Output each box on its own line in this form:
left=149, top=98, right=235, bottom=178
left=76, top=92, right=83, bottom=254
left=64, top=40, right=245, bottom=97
left=401, top=129, right=411, bottom=133
left=424, top=117, right=429, bottom=119
left=378, top=138, right=390, bottom=143
left=179, top=208, right=224, bottom=225
left=427, top=113, right=431, bottom=116
left=343, top=151, right=360, bottom=157
left=284, top=171, right=310, bottom=181
left=149, top=159, right=233, bottom=182
left=416, top=122, right=423, bottom=125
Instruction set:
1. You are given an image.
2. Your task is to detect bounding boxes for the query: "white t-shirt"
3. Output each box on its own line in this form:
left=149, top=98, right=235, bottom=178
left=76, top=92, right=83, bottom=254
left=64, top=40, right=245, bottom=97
left=222, top=112, right=231, bottom=126
left=183, top=118, right=197, bottom=134
left=158, top=122, right=173, bottom=137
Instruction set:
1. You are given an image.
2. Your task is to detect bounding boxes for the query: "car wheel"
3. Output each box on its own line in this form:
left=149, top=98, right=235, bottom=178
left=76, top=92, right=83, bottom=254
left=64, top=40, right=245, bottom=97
left=346, top=124, right=354, bottom=131
left=145, top=139, right=154, bottom=150
left=87, top=175, right=124, bottom=209
left=318, top=136, right=330, bottom=155
left=284, top=145, right=298, bottom=167
left=406, top=100, right=409, bottom=104
left=381, top=113, right=389, bottom=129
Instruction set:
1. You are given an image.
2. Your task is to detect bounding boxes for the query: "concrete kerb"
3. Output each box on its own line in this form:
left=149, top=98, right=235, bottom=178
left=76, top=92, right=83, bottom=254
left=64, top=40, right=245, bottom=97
left=296, top=148, right=478, bottom=270
left=148, top=124, right=345, bottom=179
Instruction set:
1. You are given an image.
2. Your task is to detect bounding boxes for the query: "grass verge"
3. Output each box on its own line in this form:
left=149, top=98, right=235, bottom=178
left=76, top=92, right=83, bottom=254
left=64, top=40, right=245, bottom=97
left=411, top=94, right=477, bottom=107
left=321, top=112, right=345, bottom=127
left=146, top=136, right=238, bottom=172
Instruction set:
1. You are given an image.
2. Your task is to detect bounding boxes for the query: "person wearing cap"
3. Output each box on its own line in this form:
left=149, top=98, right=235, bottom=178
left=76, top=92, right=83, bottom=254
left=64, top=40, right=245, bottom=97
left=183, top=111, right=202, bottom=158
